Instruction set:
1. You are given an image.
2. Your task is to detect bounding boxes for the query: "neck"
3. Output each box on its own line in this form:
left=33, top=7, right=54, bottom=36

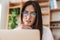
left=22, top=24, right=32, bottom=29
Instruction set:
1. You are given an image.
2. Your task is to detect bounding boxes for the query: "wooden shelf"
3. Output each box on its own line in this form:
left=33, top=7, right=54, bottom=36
left=36, top=0, right=49, bottom=3
left=9, top=2, right=21, bottom=7
left=51, top=8, right=60, bottom=12
left=42, top=12, right=49, bottom=15
left=50, top=26, right=60, bottom=29
left=50, top=20, right=60, bottom=22
left=9, top=6, right=20, bottom=9
left=43, top=24, right=49, bottom=26
left=39, top=2, right=49, bottom=7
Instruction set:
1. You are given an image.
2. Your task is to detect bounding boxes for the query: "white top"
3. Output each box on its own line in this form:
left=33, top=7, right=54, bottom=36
left=14, top=26, right=54, bottom=40
left=42, top=26, right=54, bottom=40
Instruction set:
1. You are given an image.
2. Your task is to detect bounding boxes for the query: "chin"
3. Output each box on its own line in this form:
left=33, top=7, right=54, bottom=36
left=26, top=24, right=31, bottom=26
left=24, top=22, right=33, bottom=26
left=25, top=23, right=32, bottom=26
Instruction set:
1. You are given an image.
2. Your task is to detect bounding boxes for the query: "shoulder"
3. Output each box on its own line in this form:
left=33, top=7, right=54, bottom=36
left=43, top=26, right=52, bottom=36
left=43, top=26, right=50, bottom=29
left=42, top=26, right=54, bottom=40
left=43, top=26, right=53, bottom=35
left=43, top=26, right=51, bottom=32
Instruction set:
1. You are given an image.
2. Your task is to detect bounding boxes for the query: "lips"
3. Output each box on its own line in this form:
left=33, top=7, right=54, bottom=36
left=26, top=20, right=31, bottom=23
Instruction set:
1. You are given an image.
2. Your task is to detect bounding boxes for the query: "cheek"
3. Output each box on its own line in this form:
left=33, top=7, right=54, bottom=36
left=23, top=15, right=26, bottom=18
left=31, top=17, right=35, bottom=23
left=23, top=16, right=25, bottom=21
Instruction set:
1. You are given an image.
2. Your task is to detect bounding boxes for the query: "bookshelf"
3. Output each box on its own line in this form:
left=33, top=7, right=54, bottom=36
left=36, top=0, right=60, bottom=40
left=8, top=0, right=60, bottom=28
left=7, top=0, right=60, bottom=39
left=37, top=0, right=50, bottom=28
left=50, top=0, right=60, bottom=40
left=50, top=8, right=60, bottom=28
left=7, top=0, right=60, bottom=28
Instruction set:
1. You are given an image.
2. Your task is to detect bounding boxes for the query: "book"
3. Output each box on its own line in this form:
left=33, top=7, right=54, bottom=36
left=50, top=0, right=57, bottom=9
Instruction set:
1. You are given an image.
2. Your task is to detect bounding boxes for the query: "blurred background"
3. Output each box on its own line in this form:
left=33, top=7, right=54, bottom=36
left=0, top=0, right=60, bottom=40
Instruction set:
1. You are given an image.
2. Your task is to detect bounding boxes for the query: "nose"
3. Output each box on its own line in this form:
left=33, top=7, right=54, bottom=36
left=27, top=14, right=31, bottom=20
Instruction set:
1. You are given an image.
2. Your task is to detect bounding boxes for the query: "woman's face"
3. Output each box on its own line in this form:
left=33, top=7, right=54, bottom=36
left=23, top=5, right=36, bottom=26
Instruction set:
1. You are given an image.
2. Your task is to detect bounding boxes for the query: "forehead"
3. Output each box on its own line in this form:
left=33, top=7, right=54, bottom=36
left=25, top=5, right=35, bottom=12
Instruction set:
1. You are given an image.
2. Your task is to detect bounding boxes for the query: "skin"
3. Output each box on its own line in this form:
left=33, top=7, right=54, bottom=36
left=21, top=5, right=36, bottom=29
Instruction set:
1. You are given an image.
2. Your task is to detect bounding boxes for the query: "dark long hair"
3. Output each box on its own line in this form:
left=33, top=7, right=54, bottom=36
left=21, top=1, right=43, bottom=40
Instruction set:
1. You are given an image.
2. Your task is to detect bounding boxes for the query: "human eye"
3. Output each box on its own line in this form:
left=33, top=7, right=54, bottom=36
left=23, top=11, right=28, bottom=16
left=31, top=12, right=36, bottom=17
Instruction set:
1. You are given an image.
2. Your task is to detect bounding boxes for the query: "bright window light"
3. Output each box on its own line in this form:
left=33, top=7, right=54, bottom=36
left=0, top=4, right=2, bottom=22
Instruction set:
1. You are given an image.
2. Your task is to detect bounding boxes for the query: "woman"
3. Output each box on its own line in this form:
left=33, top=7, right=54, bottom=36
left=15, top=1, right=54, bottom=40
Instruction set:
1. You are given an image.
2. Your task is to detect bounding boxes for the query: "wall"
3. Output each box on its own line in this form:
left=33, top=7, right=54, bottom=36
left=0, top=4, right=2, bottom=28
left=0, top=0, right=9, bottom=29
